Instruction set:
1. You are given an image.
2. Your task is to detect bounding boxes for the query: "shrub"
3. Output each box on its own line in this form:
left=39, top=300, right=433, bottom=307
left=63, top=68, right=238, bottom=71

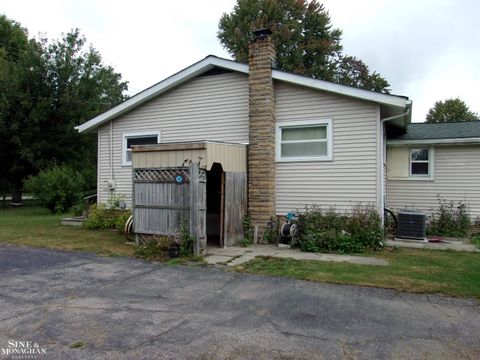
left=262, top=215, right=279, bottom=243
left=348, top=205, right=384, bottom=249
left=178, top=220, right=194, bottom=257
left=297, top=205, right=383, bottom=254
left=83, top=202, right=131, bottom=232
left=134, top=221, right=194, bottom=260
left=427, top=196, right=471, bottom=237
left=472, top=236, right=480, bottom=250
left=241, top=213, right=253, bottom=247
left=134, top=236, right=175, bottom=260
left=23, top=165, right=85, bottom=213
left=71, top=201, right=86, bottom=217
left=115, top=210, right=132, bottom=232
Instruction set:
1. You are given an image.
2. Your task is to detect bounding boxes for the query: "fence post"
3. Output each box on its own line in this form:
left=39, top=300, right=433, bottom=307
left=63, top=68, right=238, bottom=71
left=190, top=163, right=200, bottom=256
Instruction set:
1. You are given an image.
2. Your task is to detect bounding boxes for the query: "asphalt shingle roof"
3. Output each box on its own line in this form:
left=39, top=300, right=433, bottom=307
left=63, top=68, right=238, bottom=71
left=389, top=121, right=480, bottom=141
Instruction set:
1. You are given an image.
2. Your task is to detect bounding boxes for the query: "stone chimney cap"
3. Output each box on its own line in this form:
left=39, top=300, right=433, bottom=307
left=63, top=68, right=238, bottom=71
left=252, top=28, right=272, bottom=39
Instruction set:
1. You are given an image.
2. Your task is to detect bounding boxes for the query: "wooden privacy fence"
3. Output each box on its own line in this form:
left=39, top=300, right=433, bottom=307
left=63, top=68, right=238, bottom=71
left=132, top=163, right=206, bottom=255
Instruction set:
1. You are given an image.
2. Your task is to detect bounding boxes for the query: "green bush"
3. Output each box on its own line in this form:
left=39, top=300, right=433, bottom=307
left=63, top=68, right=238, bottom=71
left=427, top=196, right=471, bottom=237
left=348, top=205, right=384, bottom=249
left=297, top=205, right=383, bottom=254
left=83, top=203, right=131, bottom=232
left=262, top=215, right=279, bottom=243
left=71, top=201, right=86, bottom=217
left=241, top=212, right=253, bottom=246
left=179, top=220, right=194, bottom=257
left=23, top=165, right=85, bottom=213
left=134, top=236, right=175, bottom=260
left=472, top=236, right=480, bottom=250
left=115, top=210, right=132, bottom=232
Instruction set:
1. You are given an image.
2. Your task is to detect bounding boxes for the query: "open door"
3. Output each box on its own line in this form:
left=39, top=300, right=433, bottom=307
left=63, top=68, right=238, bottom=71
left=206, top=163, right=224, bottom=247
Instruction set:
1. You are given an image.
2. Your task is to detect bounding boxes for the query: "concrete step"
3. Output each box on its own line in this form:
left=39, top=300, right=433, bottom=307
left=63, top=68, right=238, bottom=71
left=61, top=217, right=86, bottom=227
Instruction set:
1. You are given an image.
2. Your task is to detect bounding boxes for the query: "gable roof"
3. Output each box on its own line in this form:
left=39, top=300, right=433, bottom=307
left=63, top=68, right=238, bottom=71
left=76, top=55, right=412, bottom=133
left=387, top=121, right=480, bottom=144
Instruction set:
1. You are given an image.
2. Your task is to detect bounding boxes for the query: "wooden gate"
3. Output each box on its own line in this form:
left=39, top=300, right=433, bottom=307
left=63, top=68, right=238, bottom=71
left=132, top=163, right=206, bottom=255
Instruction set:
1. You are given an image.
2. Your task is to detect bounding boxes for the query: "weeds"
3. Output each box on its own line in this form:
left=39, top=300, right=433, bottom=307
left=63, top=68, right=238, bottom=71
left=427, top=196, right=470, bottom=237
left=241, top=213, right=253, bottom=247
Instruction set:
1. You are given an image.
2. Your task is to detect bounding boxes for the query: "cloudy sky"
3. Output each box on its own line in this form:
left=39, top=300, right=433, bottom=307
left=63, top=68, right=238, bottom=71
left=1, top=0, right=478, bottom=122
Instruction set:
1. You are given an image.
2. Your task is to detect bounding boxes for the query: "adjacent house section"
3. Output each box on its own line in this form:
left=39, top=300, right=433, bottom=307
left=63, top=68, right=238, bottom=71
left=386, top=121, right=480, bottom=220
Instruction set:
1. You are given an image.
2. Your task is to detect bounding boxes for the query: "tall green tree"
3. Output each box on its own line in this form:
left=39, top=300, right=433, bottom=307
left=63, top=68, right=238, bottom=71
left=426, top=98, right=479, bottom=123
left=218, top=0, right=390, bottom=93
left=0, top=15, right=128, bottom=202
left=0, top=15, right=47, bottom=202
left=39, top=29, right=127, bottom=187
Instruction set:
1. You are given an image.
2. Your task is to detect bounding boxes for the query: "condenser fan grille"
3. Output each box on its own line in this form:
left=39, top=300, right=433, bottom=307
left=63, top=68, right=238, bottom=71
left=396, top=210, right=426, bottom=240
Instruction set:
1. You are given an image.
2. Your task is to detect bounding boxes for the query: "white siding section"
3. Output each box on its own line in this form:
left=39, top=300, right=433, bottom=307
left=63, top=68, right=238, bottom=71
left=387, top=145, right=480, bottom=220
left=98, top=126, right=113, bottom=204
left=97, top=72, right=249, bottom=205
left=275, top=81, right=380, bottom=214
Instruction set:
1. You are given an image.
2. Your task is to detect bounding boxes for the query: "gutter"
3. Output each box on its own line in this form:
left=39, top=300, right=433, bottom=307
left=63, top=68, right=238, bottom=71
left=387, top=137, right=480, bottom=145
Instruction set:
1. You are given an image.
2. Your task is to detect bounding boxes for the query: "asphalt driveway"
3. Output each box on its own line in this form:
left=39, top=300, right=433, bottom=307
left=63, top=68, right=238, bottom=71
left=0, top=244, right=479, bottom=359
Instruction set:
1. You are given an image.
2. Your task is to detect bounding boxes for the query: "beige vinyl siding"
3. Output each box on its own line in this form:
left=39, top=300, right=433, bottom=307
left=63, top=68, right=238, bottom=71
left=132, top=143, right=247, bottom=172
left=387, top=145, right=480, bottom=219
left=275, top=81, right=380, bottom=214
left=97, top=72, right=249, bottom=205
left=98, top=127, right=113, bottom=204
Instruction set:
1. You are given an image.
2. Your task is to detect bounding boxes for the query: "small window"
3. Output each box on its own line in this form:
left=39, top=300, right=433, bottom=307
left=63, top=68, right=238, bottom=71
left=276, top=120, right=332, bottom=161
left=122, top=131, right=160, bottom=166
left=410, top=148, right=430, bottom=176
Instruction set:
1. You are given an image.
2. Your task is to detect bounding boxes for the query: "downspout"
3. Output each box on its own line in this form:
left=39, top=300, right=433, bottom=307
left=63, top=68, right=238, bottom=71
left=109, top=120, right=115, bottom=192
left=380, top=106, right=411, bottom=221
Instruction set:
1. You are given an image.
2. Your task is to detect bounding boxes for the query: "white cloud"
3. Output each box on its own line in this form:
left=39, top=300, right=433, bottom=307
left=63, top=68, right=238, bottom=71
left=1, top=0, right=478, bottom=120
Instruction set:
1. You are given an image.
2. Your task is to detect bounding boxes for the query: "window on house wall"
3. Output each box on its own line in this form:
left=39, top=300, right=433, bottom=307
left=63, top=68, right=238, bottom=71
left=122, top=131, right=160, bottom=166
left=410, top=148, right=430, bottom=176
left=276, top=119, right=332, bottom=161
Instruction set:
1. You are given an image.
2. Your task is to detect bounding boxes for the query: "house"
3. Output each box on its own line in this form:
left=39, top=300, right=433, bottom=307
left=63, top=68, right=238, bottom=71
left=386, top=121, right=480, bottom=219
left=77, top=30, right=479, bottom=250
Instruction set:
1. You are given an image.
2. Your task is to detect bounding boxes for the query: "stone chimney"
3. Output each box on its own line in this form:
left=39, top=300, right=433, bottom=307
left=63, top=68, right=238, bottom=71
left=248, top=29, right=276, bottom=239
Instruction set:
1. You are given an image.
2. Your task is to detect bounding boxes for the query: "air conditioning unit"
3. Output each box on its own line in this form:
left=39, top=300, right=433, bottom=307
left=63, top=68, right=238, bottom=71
left=396, top=210, right=426, bottom=241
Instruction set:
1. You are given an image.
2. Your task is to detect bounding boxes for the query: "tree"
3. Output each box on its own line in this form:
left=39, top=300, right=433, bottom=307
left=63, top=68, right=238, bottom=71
left=218, top=0, right=390, bottom=92
left=0, top=15, right=46, bottom=202
left=0, top=15, right=128, bottom=202
left=426, top=98, right=479, bottom=123
left=39, top=29, right=128, bottom=188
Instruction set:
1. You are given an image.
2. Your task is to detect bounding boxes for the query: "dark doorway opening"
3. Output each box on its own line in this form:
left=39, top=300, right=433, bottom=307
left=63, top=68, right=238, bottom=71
left=206, top=163, right=224, bottom=247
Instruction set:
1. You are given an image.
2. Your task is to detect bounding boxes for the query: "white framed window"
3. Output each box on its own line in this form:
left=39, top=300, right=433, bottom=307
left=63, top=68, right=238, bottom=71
left=122, top=131, right=160, bottom=166
left=276, top=119, right=332, bottom=162
left=409, top=147, right=433, bottom=177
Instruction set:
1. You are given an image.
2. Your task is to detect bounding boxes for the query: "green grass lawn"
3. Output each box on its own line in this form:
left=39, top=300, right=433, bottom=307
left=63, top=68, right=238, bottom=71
left=1, top=207, right=479, bottom=299
left=0, top=207, right=134, bottom=257
left=235, top=248, right=480, bottom=299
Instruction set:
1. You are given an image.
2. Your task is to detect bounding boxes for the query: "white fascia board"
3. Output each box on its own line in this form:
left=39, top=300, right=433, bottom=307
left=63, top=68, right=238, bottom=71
left=272, top=70, right=409, bottom=108
left=387, top=138, right=480, bottom=145
left=76, top=54, right=409, bottom=133
left=76, top=56, right=248, bottom=133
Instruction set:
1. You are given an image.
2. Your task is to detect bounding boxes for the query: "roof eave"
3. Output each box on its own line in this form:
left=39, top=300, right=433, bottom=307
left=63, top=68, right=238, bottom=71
left=76, top=56, right=410, bottom=133
left=76, top=56, right=249, bottom=133
left=271, top=70, right=410, bottom=109
left=387, top=137, right=480, bottom=145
